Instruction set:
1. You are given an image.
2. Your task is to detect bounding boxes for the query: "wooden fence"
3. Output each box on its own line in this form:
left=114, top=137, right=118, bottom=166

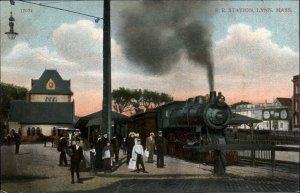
left=228, top=139, right=299, bottom=167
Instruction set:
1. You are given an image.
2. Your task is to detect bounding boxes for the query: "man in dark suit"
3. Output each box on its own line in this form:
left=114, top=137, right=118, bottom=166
left=70, top=138, right=83, bottom=184
left=13, top=130, right=21, bottom=154
left=58, top=136, right=68, bottom=166
left=111, top=134, right=120, bottom=164
left=95, top=133, right=104, bottom=170
left=126, top=132, right=135, bottom=165
left=156, top=131, right=166, bottom=168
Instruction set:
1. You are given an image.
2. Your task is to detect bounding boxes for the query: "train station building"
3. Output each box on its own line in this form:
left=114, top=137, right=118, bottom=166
left=8, top=70, right=75, bottom=141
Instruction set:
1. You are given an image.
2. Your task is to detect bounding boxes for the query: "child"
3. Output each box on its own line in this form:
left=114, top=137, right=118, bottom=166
left=102, top=141, right=113, bottom=173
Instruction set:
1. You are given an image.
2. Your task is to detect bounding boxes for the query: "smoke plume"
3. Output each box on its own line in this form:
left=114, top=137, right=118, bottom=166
left=117, top=1, right=217, bottom=90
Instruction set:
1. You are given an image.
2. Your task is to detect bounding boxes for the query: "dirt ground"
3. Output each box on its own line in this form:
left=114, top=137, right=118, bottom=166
left=1, top=143, right=299, bottom=193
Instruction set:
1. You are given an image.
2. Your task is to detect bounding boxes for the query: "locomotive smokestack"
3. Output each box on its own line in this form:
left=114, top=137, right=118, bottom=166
left=210, top=91, right=216, bottom=103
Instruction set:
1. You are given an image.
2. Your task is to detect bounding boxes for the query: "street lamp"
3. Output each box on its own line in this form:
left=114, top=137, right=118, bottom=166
left=5, top=12, right=18, bottom=40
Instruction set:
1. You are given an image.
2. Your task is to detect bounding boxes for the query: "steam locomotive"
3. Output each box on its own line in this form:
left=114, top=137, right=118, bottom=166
left=128, top=90, right=234, bottom=174
left=168, top=90, right=232, bottom=144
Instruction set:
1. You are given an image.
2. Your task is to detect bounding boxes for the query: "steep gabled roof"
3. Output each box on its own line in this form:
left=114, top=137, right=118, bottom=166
left=274, top=98, right=292, bottom=107
left=29, top=70, right=73, bottom=95
left=9, top=100, right=74, bottom=124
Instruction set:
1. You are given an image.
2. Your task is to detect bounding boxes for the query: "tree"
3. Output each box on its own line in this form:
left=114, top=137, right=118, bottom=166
left=112, top=87, right=173, bottom=114
left=0, top=82, right=28, bottom=118
left=130, top=89, right=143, bottom=113
left=141, top=89, right=173, bottom=110
left=112, top=87, right=134, bottom=114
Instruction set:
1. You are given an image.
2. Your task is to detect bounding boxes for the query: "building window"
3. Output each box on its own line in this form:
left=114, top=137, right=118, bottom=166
left=296, top=84, right=300, bottom=94
left=280, top=123, right=283, bottom=129
left=296, top=100, right=298, bottom=111
left=32, top=127, right=36, bottom=136
left=295, top=115, right=298, bottom=125
left=37, top=127, right=41, bottom=136
left=27, top=128, right=31, bottom=136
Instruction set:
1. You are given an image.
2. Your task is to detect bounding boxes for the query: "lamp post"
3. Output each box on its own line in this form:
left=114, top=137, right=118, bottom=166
left=5, top=12, right=18, bottom=40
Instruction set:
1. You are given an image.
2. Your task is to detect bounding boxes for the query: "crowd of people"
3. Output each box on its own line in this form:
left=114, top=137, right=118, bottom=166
left=126, top=130, right=167, bottom=172
left=6, top=128, right=167, bottom=184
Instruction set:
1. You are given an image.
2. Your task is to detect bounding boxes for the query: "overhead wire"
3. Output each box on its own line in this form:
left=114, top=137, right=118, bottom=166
left=17, top=0, right=102, bottom=23
left=8, top=0, right=103, bottom=65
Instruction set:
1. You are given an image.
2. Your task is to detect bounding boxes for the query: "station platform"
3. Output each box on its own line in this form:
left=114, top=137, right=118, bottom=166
left=1, top=143, right=299, bottom=193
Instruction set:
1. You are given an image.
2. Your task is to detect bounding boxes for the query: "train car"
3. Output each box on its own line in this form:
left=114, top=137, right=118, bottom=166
left=128, top=91, right=238, bottom=165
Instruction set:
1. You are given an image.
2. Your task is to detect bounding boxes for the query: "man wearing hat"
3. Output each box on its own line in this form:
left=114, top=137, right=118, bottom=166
left=126, top=132, right=135, bottom=165
left=58, top=135, right=68, bottom=166
left=146, top=132, right=155, bottom=163
left=69, top=138, right=83, bottom=184
left=95, top=133, right=104, bottom=170
left=156, top=130, right=166, bottom=168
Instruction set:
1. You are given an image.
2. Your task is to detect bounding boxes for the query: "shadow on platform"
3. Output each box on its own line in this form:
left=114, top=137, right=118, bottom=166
left=60, top=176, right=299, bottom=193
left=1, top=175, right=50, bottom=182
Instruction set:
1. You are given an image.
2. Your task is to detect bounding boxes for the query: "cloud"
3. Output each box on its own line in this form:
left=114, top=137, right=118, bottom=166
left=214, top=23, right=298, bottom=75
left=52, top=20, right=124, bottom=70
left=52, top=20, right=102, bottom=68
left=2, top=20, right=298, bottom=116
left=213, top=23, right=298, bottom=103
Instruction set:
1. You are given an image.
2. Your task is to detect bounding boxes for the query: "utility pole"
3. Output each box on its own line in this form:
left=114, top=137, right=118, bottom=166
left=102, top=0, right=111, bottom=140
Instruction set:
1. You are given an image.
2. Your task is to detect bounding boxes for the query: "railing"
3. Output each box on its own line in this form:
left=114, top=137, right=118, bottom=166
left=228, top=139, right=299, bottom=166
left=270, top=130, right=300, bottom=137
left=227, top=131, right=299, bottom=145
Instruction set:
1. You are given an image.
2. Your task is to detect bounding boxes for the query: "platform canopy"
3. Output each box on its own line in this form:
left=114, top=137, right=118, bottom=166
left=74, top=110, right=128, bottom=137
left=229, top=113, right=262, bottom=125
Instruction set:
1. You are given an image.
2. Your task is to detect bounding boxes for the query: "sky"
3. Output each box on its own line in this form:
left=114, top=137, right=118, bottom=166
left=0, top=0, right=299, bottom=117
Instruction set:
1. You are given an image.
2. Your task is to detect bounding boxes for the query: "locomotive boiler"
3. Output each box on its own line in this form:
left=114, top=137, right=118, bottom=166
left=169, top=91, right=231, bottom=132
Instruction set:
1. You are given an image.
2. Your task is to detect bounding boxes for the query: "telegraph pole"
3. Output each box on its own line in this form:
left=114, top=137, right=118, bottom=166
left=102, top=0, right=112, bottom=140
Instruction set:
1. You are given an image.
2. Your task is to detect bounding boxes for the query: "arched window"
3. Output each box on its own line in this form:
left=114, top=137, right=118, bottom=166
left=32, top=127, right=36, bottom=136
left=27, top=128, right=31, bottom=136
left=37, top=127, right=41, bottom=135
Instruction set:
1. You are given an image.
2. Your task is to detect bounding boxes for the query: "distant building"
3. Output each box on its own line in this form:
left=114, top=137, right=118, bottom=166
left=75, top=110, right=128, bottom=142
left=233, top=103, right=272, bottom=130
left=233, top=98, right=292, bottom=131
left=8, top=70, right=74, bottom=140
left=292, top=75, right=300, bottom=130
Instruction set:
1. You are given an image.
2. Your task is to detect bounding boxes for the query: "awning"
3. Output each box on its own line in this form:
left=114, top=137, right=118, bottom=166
left=229, top=113, right=262, bottom=125
left=86, top=117, right=101, bottom=127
